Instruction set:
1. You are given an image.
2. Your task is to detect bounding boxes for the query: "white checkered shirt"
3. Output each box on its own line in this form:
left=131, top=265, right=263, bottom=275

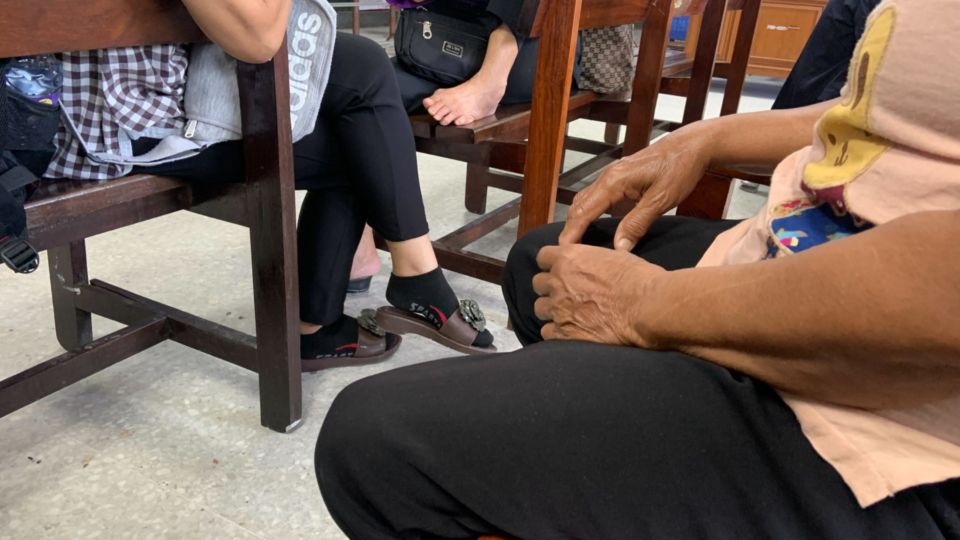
left=45, top=45, right=189, bottom=181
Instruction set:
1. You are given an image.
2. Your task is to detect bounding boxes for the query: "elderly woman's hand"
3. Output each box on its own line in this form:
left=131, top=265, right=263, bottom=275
left=559, top=129, right=712, bottom=252
left=533, top=244, right=668, bottom=347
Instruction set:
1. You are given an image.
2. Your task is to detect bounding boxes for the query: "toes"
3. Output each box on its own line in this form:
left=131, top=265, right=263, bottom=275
left=439, top=110, right=460, bottom=126
left=430, top=105, right=450, bottom=121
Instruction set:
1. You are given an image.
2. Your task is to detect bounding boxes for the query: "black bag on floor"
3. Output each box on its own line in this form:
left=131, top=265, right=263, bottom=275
left=395, top=5, right=501, bottom=86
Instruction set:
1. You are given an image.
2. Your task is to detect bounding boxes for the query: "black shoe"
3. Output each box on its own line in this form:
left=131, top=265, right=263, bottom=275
left=346, top=276, right=372, bottom=294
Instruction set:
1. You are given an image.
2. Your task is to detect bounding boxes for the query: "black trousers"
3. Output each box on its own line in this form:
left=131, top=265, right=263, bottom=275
left=392, top=40, right=540, bottom=113
left=316, top=217, right=960, bottom=539
left=772, top=0, right=881, bottom=109
left=140, top=34, right=429, bottom=325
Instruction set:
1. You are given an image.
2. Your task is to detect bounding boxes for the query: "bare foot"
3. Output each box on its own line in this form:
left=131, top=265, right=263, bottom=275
left=350, top=226, right=381, bottom=280
left=423, top=76, right=506, bottom=126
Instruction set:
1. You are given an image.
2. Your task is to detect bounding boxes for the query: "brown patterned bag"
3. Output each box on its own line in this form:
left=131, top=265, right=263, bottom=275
left=578, top=25, right=636, bottom=94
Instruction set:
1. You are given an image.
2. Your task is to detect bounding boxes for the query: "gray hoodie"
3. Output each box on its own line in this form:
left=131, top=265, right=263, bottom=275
left=185, top=0, right=337, bottom=144
left=81, top=0, right=337, bottom=172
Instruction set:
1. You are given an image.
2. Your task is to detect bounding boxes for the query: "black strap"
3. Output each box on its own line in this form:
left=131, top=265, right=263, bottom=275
left=0, top=163, right=38, bottom=192
left=0, top=235, right=39, bottom=273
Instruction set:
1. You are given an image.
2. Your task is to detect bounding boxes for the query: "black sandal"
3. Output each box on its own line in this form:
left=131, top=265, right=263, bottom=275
left=375, top=300, right=496, bottom=355
left=301, top=310, right=402, bottom=372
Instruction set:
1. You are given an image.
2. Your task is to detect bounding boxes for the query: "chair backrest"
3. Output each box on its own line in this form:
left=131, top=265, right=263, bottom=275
left=523, top=0, right=711, bottom=37
left=0, top=0, right=207, bottom=57
left=520, top=0, right=670, bottom=234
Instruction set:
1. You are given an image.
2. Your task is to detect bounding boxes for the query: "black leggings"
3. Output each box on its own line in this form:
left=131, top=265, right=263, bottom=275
left=140, top=34, right=429, bottom=326
left=315, top=217, right=960, bottom=539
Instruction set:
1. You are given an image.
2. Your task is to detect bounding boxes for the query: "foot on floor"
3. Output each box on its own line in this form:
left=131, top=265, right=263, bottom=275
left=300, top=311, right=402, bottom=372
left=380, top=267, right=496, bottom=354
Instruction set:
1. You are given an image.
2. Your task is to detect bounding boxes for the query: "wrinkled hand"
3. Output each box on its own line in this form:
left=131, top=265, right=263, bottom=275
left=560, top=129, right=712, bottom=251
left=533, top=244, right=667, bottom=347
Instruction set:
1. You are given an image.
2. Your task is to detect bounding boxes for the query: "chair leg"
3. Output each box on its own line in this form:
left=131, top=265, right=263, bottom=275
left=248, top=189, right=303, bottom=434
left=720, top=0, right=761, bottom=116
left=604, top=123, right=621, bottom=145
left=352, top=6, right=360, bottom=35
left=48, top=241, right=93, bottom=352
left=676, top=171, right=733, bottom=219
left=464, top=163, right=490, bottom=215
left=680, top=0, right=726, bottom=125
left=388, top=8, right=399, bottom=40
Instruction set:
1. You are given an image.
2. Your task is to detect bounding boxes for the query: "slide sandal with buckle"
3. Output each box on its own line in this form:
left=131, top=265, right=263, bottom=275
left=301, top=310, right=402, bottom=372
left=375, top=300, right=497, bottom=356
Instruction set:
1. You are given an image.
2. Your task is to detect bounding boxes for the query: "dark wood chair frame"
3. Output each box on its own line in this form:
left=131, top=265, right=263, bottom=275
left=406, top=0, right=761, bottom=285
left=0, top=0, right=303, bottom=433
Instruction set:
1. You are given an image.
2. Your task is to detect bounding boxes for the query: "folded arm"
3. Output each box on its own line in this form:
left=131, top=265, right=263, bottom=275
left=537, top=209, right=960, bottom=410
left=641, top=209, right=960, bottom=409
left=181, top=0, right=292, bottom=63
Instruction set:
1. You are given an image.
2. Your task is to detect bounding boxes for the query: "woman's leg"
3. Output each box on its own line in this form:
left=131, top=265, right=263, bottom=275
left=499, top=38, right=540, bottom=105
left=317, top=340, right=960, bottom=539
left=349, top=226, right=380, bottom=284
left=503, top=216, right=741, bottom=345
left=297, top=186, right=366, bottom=327
left=297, top=33, right=493, bottom=348
left=392, top=57, right=443, bottom=113
left=346, top=55, right=442, bottom=287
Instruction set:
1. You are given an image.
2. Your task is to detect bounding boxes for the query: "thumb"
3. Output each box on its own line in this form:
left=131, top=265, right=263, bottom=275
left=613, top=195, right=665, bottom=251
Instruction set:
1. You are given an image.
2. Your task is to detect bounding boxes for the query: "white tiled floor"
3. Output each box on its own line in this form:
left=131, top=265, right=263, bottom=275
left=0, top=30, right=776, bottom=539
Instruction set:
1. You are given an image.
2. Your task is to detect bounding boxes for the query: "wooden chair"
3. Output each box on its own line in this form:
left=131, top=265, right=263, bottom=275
left=0, top=0, right=303, bottom=433
left=605, top=0, right=762, bottom=145
left=409, top=0, right=756, bottom=284
left=332, top=1, right=399, bottom=38
left=472, top=0, right=763, bottom=221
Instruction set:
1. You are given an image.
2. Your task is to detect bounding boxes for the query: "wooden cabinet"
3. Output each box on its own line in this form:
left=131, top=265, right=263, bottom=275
left=686, top=0, right=827, bottom=78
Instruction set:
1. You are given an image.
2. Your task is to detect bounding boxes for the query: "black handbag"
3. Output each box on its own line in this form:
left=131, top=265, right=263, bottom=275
left=394, top=5, right=501, bottom=87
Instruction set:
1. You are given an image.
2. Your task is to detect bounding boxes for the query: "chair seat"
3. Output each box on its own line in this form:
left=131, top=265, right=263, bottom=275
left=410, top=91, right=600, bottom=145
left=26, top=175, right=242, bottom=252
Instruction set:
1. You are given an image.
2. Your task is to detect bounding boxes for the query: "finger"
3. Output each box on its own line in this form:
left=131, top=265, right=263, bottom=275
left=536, top=245, right=560, bottom=272
left=613, top=189, right=670, bottom=251
left=558, top=168, right=621, bottom=245
left=533, top=297, right=554, bottom=321
left=531, top=272, right=553, bottom=296
left=541, top=323, right=558, bottom=341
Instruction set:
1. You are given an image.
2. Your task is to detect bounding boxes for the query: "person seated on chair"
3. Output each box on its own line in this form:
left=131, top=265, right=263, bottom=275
left=773, top=0, right=882, bottom=109
left=44, top=0, right=496, bottom=370
left=349, top=0, right=572, bottom=293
left=388, top=0, right=539, bottom=127
left=315, top=0, right=960, bottom=536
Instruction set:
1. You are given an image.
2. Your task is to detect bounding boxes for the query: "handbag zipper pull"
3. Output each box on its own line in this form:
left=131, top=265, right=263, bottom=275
left=422, top=21, right=433, bottom=40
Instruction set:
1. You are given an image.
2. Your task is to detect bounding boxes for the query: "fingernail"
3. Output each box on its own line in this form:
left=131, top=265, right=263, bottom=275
left=616, top=239, right=635, bottom=251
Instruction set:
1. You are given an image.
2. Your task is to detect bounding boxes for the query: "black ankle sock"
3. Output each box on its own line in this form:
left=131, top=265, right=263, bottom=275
left=301, top=315, right=360, bottom=359
left=386, top=268, right=494, bottom=348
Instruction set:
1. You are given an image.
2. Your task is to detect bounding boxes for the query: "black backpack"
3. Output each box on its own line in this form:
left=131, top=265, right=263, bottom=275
left=0, top=57, right=61, bottom=274
left=0, top=152, right=39, bottom=273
